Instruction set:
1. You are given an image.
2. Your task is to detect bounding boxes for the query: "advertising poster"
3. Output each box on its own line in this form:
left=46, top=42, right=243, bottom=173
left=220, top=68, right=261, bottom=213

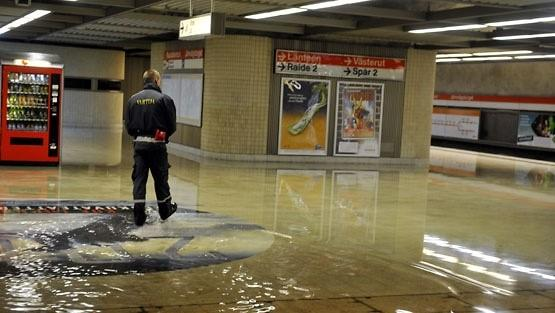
left=517, top=112, right=555, bottom=150
left=279, top=78, right=330, bottom=155
left=274, top=170, right=326, bottom=237
left=431, top=107, right=480, bottom=140
left=334, top=82, right=384, bottom=157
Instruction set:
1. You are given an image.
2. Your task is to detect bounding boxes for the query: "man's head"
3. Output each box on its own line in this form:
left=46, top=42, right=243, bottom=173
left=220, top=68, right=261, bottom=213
left=143, top=69, right=161, bottom=86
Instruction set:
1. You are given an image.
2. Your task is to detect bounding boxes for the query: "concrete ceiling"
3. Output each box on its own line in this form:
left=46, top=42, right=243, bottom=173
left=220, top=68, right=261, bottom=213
left=0, top=0, right=555, bottom=54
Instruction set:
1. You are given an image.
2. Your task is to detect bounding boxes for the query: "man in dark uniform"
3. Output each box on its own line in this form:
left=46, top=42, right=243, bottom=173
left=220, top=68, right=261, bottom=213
left=126, top=69, right=177, bottom=226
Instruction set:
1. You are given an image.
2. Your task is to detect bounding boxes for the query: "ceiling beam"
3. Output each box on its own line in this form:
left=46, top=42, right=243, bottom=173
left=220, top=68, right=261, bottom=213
left=266, top=14, right=356, bottom=29
left=317, top=5, right=425, bottom=21
left=62, top=29, right=141, bottom=39
left=35, top=0, right=165, bottom=41
left=428, top=1, right=555, bottom=21
left=0, top=0, right=106, bottom=17
left=226, top=19, right=305, bottom=35
left=0, top=6, right=84, bottom=23
left=63, top=0, right=136, bottom=8
left=76, top=24, right=168, bottom=35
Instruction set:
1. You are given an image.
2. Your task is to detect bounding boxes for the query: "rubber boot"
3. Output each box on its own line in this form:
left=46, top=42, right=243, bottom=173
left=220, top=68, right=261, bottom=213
left=159, top=200, right=177, bottom=220
left=134, top=202, right=147, bottom=226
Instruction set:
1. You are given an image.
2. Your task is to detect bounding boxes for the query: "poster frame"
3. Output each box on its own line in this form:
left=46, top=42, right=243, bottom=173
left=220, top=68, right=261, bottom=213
left=516, top=111, right=555, bottom=150
left=162, top=72, right=204, bottom=128
left=333, top=81, right=385, bottom=157
left=278, top=77, right=331, bottom=156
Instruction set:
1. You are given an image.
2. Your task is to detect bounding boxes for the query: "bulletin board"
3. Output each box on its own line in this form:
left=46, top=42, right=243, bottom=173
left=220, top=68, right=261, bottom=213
left=162, top=73, right=203, bottom=127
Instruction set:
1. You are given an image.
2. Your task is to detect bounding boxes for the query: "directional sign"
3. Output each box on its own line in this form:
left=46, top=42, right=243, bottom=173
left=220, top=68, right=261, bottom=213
left=275, top=49, right=405, bottom=81
left=163, top=48, right=204, bottom=70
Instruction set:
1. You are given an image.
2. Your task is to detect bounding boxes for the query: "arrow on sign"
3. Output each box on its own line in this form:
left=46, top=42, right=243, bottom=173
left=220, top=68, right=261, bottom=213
left=344, top=67, right=351, bottom=75
left=277, top=52, right=286, bottom=62
left=278, top=63, right=286, bottom=71
left=345, top=57, right=352, bottom=66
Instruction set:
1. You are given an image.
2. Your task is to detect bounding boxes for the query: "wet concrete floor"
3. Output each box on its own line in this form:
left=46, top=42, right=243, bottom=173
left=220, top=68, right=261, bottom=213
left=0, top=147, right=553, bottom=312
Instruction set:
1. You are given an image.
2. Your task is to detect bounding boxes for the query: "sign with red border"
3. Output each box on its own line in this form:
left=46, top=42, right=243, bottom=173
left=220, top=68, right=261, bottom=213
left=164, top=49, right=204, bottom=70
left=275, top=49, right=405, bottom=81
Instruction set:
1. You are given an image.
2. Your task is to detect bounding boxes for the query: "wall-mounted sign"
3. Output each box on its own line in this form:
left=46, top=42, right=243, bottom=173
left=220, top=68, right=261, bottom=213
left=179, top=13, right=225, bottom=41
left=275, top=49, right=405, bottom=81
left=163, top=49, right=204, bottom=70
left=432, top=107, right=480, bottom=140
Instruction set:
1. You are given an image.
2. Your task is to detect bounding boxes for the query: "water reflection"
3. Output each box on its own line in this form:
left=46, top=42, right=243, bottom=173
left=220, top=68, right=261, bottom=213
left=1, top=151, right=554, bottom=312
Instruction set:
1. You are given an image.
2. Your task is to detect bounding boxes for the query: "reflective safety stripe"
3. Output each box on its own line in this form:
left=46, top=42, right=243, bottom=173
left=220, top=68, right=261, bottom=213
left=134, top=136, right=164, bottom=143
left=158, top=195, right=171, bottom=203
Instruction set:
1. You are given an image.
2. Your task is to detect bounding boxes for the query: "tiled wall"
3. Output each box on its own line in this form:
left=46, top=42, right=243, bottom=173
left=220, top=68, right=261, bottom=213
left=400, top=49, right=436, bottom=159
left=151, top=36, right=435, bottom=161
left=201, top=36, right=273, bottom=154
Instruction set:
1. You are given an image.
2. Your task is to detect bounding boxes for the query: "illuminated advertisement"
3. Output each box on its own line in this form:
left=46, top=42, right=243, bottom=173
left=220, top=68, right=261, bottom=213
left=517, top=112, right=555, bottom=149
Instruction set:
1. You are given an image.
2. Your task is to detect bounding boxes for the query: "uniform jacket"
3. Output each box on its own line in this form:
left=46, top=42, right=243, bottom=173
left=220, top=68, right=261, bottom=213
left=126, top=83, right=176, bottom=141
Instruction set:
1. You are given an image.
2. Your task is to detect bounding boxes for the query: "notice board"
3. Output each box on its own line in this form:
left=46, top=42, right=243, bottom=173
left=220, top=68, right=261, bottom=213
left=162, top=73, right=203, bottom=127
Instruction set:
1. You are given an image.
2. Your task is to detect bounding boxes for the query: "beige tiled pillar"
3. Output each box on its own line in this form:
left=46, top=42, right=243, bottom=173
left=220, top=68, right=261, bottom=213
left=400, top=48, right=437, bottom=159
left=201, top=35, right=273, bottom=154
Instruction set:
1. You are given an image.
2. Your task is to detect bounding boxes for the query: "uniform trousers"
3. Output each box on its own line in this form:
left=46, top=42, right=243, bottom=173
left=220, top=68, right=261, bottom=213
left=132, top=142, right=172, bottom=213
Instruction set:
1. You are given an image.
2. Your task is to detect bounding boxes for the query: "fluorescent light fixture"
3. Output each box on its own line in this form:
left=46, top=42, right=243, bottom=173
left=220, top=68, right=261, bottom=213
left=462, top=56, right=513, bottom=61
left=473, top=50, right=532, bottom=56
left=436, top=53, right=473, bottom=58
left=436, top=58, right=461, bottom=62
left=301, top=0, right=371, bottom=10
left=245, top=8, right=307, bottom=19
left=493, top=33, right=555, bottom=40
left=486, top=16, right=555, bottom=27
left=409, top=24, right=486, bottom=34
left=0, top=10, right=51, bottom=36
left=515, top=54, right=555, bottom=59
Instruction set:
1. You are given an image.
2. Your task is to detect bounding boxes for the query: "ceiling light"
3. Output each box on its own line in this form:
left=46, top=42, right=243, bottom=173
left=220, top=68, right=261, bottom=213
left=301, top=0, right=371, bottom=10
left=515, top=54, right=555, bottom=59
left=436, top=58, right=461, bottom=62
left=0, top=10, right=51, bottom=35
left=473, top=50, right=532, bottom=56
left=409, top=24, right=486, bottom=34
left=462, top=56, right=513, bottom=61
left=486, top=16, right=555, bottom=27
left=493, top=33, right=555, bottom=40
left=436, top=53, right=473, bottom=58
left=245, top=8, right=307, bottom=19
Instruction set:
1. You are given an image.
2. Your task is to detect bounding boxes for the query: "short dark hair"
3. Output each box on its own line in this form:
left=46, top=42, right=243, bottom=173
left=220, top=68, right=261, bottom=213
left=143, top=69, right=160, bottom=84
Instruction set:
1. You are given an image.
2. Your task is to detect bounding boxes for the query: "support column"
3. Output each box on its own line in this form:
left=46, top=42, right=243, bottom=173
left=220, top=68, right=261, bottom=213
left=400, top=48, right=437, bottom=160
left=201, top=35, right=273, bottom=154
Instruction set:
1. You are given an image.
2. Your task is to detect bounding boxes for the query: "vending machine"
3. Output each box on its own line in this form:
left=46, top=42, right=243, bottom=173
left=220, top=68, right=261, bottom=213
left=0, top=63, right=62, bottom=164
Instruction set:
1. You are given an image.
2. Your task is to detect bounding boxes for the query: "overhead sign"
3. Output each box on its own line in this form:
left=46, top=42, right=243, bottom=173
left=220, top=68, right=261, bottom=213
left=179, top=13, right=225, bottom=41
left=275, top=49, right=405, bottom=81
left=163, top=48, right=204, bottom=70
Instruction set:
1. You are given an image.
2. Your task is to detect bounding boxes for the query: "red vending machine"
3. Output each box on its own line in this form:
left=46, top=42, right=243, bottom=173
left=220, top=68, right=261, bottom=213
left=0, top=63, right=62, bottom=164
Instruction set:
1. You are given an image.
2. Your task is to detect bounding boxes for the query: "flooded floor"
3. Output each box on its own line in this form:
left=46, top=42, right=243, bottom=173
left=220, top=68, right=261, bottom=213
left=0, top=147, right=554, bottom=313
